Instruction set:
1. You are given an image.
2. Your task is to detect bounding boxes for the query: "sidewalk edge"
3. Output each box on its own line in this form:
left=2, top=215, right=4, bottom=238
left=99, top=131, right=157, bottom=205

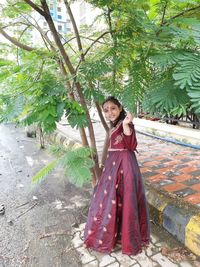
left=146, top=186, right=200, bottom=256
left=48, top=130, right=200, bottom=257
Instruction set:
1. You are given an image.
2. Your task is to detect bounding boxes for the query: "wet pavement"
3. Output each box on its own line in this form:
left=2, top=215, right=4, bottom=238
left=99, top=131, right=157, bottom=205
left=0, top=123, right=199, bottom=266
left=0, top=124, right=89, bottom=267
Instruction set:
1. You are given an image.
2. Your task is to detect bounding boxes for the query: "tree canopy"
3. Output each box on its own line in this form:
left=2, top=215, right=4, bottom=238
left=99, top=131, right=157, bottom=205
left=0, top=0, right=200, bottom=185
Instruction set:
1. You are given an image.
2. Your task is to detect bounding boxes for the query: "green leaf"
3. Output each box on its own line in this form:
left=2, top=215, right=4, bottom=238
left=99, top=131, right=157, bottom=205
left=142, top=77, right=190, bottom=116
left=173, top=53, right=200, bottom=89
left=59, top=147, right=95, bottom=187
left=32, top=159, right=59, bottom=183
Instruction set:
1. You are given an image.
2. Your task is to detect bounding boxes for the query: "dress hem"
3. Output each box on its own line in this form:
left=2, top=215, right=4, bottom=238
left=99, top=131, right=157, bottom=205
left=84, top=240, right=150, bottom=256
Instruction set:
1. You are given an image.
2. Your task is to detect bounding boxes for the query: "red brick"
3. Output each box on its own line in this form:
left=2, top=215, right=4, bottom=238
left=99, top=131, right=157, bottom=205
left=143, top=161, right=159, bottom=167
left=191, top=183, right=200, bottom=192
left=184, top=193, right=200, bottom=204
left=140, top=167, right=151, bottom=173
left=180, top=166, right=198, bottom=173
left=163, top=160, right=181, bottom=166
left=174, top=155, right=188, bottom=160
left=156, top=167, right=172, bottom=174
left=148, top=174, right=166, bottom=182
left=162, top=183, right=186, bottom=192
left=152, top=156, right=165, bottom=161
left=173, top=174, right=193, bottom=182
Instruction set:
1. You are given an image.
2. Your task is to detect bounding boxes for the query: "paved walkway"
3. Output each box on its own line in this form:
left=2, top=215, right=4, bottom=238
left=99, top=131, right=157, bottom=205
left=137, top=133, right=200, bottom=208
left=57, top=120, right=200, bottom=209
left=133, top=118, right=200, bottom=147
left=71, top=223, right=199, bottom=267
left=55, top=119, right=200, bottom=262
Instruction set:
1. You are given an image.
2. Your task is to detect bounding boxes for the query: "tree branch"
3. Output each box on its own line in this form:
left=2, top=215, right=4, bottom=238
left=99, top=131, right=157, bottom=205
left=40, top=0, right=76, bottom=75
left=3, top=61, right=45, bottom=99
left=0, top=27, right=35, bottom=51
left=4, top=1, right=55, bottom=52
left=107, top=8, right=117, bottom=90
left=84, top=31, right=110, bottom=57
left=25, top=15, right=56, bottom=51
left=17, top=25, right=32, bottom=64
left=163, top=4, right=200, bottom=25
left=63, top=35, right=107, bottom=47
left=75, top=31, right=110, bottom=72
left=160, top=1, right=168, bottom=26
left=63, top=0, right=84, bottom=61
left=23, top=0, right=45, bottom=16
left=95, top=102, right=109, bottom=133
left=106, top=8, right=113, bottom=38
left=1, top=22, right=30, bottom=29
left=63, top=1, right=109, bottom=135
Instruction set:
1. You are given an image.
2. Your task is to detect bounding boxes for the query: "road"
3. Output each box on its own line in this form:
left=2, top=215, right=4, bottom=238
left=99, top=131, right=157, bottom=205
left=0, top=124, right=198, bottom=267
left=0, top=124, right=90, bottom=267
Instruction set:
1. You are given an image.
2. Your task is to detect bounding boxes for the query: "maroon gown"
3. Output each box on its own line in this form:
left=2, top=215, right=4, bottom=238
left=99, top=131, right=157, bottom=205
left=84, top=121, right=150, bottom=255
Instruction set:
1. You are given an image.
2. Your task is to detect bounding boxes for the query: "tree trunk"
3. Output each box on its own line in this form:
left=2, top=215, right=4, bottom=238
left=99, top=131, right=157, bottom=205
left=40, top=0, right=100, bottom=183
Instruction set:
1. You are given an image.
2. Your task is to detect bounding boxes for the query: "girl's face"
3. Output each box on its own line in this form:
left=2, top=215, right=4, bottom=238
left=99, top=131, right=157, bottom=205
left=103, top=101, right=122, bottom=122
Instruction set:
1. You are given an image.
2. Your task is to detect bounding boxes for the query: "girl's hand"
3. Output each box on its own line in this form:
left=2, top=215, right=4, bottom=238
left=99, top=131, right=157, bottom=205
left=123, top=112, right=133, bottom=126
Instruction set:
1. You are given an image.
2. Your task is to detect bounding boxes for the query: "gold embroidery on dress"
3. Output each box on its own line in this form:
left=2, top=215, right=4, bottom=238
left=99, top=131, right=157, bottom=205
left=114, top=133, right=123, bottom=145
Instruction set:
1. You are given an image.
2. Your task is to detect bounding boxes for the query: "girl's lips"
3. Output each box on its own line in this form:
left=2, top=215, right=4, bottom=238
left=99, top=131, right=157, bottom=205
left=109, top=117, right=118, bottom=122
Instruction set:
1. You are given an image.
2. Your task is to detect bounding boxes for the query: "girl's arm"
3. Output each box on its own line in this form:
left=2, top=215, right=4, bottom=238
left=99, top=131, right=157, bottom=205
left=122, top=113, right=137, bottom=151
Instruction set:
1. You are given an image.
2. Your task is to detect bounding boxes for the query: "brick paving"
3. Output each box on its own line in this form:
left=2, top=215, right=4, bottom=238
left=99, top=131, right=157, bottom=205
left=57, top=120, right=200, bottom=209
left=56, top=120, right=200, bottom=264
left=137, top=133, right=200, bottom=209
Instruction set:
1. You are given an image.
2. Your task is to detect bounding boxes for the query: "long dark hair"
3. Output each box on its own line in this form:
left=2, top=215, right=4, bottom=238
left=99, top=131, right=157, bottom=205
left=102, top=96, right=126, bottom=128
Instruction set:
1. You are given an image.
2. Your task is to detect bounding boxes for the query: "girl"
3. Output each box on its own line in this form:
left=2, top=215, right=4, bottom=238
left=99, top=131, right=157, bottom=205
left=84, top=96, right=150, bottom=255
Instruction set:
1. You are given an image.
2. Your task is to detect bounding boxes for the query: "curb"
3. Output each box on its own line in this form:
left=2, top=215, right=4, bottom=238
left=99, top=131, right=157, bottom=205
left=47, top=129, right=200, bottom=257
left=47, top=130, right=82, bottom=149
left=146, top=186, right=200, bottom=257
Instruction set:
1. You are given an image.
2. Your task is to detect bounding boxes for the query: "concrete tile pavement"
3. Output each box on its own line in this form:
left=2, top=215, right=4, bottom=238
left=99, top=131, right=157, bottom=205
left=71, top=223, right=198, bottom=267
left=52, top=120, right=200, bottom=257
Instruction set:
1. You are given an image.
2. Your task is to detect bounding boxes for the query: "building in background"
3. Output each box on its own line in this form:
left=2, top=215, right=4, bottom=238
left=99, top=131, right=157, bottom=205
left=71, top=0, right=102, bottom=29
left=48, top=0, right=71, bottom=34
left=32, top=0, right=71, bottom=45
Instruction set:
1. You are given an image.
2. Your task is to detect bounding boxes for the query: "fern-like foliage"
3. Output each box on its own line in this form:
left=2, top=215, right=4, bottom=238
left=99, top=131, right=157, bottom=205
left=121, top=61, right=150, bottom=113
left=148, top=51, right=200, bottom=115
left=150, top=51, right=179, bottom=70
left=0, top=95, right=26, bottom=123
left=173, top=53, right=200, bottom=89
left=0, top=53, right=89, bottom=132
left=59, top=147, right=94, bottom=187
left=173, top=52, right=200, bottom=114
left=32, top=145, right=94, bottom=187
left=32, top=159, right=59, bottom=183
left=142, top=77, right=190, bottom=116
left=65, top=100, right=88, bottom=129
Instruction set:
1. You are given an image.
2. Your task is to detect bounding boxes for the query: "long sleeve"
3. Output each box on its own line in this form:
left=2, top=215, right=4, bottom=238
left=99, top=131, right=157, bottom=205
left=123, top=123, right=137, bottom=151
